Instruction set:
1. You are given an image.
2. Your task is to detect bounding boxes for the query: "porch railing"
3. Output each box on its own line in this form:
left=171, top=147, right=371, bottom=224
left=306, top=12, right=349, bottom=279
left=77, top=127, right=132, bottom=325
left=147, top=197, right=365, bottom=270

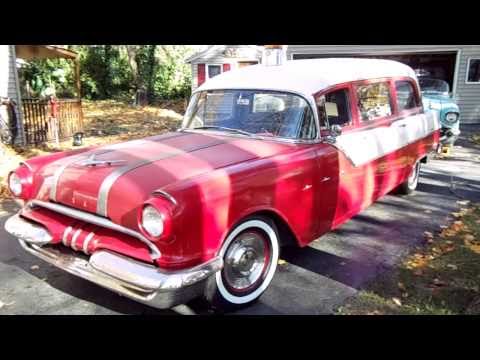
left=22, top=98, right=83, bottom=145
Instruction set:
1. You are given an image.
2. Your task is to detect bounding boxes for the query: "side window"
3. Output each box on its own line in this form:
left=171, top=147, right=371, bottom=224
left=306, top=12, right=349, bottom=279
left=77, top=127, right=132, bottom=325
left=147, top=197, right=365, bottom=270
left=316, top=88, right=352, bottom=129
left=395, top=80, right=418, bottom=111
left=467, top=58, right=480, bottom=83
left=356, top=82, right=393, bottom=122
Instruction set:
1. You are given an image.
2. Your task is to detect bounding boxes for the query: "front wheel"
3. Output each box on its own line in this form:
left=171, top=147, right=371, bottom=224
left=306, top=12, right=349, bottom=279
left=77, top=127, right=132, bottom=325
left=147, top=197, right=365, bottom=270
left=204, top=216, right=280, bottom=312
left=397, top=160, right=421, bottom=195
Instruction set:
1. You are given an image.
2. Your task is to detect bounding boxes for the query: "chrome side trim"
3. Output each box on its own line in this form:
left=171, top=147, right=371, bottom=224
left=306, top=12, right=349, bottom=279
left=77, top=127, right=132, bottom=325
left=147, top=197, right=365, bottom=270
left=96, top=152, right=182, bottom=217
left=152, top=190, right=178, bottom=206
left=29, top=200, right=161, bottom=260
left=83, top=232, right=95, bottom=255
left=20, top=161, right=33, bottom=171
left=71, top=228, right=82, bottom=251
left=50, top=155, right=86, bottom=201
left=96, top=140, right=226, bottom=217
left=62, top=226, right=73, bottom=246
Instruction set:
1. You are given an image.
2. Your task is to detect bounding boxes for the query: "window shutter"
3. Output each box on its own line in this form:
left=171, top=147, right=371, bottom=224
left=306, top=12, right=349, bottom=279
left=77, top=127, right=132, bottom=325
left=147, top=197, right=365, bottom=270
left=198, top=64, right=206, bottom=86
left=223, top=63, right=231, bottom=72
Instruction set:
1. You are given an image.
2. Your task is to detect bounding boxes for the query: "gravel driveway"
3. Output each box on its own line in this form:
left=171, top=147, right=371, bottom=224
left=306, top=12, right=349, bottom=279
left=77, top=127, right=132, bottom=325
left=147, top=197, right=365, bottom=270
left=1, top=125, right=479, bottom=315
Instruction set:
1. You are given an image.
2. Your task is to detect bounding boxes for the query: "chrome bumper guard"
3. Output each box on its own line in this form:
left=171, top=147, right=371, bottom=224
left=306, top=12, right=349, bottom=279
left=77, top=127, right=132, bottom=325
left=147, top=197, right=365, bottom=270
left=6, top=214, right=223, bottom=309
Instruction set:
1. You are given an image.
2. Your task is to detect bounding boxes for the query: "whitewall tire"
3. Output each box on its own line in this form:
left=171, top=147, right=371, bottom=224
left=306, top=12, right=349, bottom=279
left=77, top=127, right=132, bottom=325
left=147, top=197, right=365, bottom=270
left=397, top=160, right=421, bottom=195
left=205, top=216, right=280, bottom=311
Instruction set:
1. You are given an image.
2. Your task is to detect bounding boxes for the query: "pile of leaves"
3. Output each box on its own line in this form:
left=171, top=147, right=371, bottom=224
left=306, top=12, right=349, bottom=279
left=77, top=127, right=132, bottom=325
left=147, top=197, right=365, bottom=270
left=472, top=133, right=480, bottom=146
left=338, top=201, right=480, bottom=315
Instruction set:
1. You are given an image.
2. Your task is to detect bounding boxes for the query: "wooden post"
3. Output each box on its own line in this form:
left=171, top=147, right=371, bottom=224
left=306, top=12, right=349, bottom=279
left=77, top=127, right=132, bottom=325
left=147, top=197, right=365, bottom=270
left=75, top=57, right=81, bottom=99
left=74, top=57, right=84, bottom=130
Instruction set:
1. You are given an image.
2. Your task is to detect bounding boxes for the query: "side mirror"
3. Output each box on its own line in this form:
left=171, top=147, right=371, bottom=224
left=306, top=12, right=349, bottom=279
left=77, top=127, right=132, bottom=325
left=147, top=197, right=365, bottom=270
left=330, top=124, right=342, bottom=137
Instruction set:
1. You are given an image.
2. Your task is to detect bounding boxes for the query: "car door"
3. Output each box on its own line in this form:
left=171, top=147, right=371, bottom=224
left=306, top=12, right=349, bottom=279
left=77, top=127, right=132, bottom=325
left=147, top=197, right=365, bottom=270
left=314, top=84, right=369, bottom=229
left=391, top=79, right=434, bottom=182
left=351, top=79, right=407, bottom=199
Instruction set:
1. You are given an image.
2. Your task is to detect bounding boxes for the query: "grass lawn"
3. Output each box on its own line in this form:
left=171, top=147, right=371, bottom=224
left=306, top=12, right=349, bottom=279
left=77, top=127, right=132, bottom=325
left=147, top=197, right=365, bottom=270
left=337, top=202, right=480, bottom=315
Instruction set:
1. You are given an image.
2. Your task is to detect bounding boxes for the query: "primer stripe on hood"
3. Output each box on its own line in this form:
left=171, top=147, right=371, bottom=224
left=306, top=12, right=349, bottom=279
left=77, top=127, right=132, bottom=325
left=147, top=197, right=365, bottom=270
left=49, top=132, right=187, bottom=203
left=96, top=139, right=226, bottom=217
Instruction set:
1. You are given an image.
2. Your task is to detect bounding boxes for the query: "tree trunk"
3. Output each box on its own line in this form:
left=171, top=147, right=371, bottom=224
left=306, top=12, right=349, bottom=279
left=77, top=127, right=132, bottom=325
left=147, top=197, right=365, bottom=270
left=125, top=45, right=145, bottom=106
left=103, top=45, right=112, bottom=98
left=146, top=45, right=157, bottom=104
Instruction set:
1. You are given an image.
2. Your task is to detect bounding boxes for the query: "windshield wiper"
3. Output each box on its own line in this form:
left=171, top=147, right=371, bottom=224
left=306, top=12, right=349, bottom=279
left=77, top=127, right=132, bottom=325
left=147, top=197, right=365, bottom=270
left=192, top=126, right=254, bottom=137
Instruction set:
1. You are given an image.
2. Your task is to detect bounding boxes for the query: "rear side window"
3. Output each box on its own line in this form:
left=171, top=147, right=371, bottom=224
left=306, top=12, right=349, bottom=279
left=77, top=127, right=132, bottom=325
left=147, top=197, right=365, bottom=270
left=395, top=80, right=418, bottom=111
left=317, top=88, right=352, bottom=129
left=356, top=82, right=393, bottom=122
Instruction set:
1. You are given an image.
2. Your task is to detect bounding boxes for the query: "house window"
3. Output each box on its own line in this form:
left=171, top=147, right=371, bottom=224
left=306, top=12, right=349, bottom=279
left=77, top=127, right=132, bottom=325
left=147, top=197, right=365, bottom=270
left=356, top=82, right=393, bottom=122
left=207, top=64, right=222, bottom=79
left=466, top=58, right=480, bottom=83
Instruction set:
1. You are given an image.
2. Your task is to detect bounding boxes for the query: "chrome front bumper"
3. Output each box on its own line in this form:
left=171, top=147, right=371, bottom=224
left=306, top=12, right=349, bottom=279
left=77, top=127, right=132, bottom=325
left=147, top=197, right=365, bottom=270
left=6, top=214, right=223, bottom=309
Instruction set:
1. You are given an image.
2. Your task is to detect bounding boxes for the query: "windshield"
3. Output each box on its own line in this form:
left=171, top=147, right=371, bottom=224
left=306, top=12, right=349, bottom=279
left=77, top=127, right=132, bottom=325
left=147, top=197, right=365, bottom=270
left=418, top=78, right=450, bottom=94
left=182, top=90, right=317, bottom=140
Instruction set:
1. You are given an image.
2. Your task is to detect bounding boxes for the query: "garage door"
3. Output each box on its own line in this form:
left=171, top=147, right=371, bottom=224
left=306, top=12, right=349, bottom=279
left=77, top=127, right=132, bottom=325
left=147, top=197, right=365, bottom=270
left=293, top=52, right=457, bottom=91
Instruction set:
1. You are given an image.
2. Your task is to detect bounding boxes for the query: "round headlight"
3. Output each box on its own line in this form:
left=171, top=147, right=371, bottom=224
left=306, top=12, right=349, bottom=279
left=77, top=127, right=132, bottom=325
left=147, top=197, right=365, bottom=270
left=142, top=205, right=164, bottom=237
left=8, top=173, right=22, bottom=196
left=445, top=112, right=458, bottom=123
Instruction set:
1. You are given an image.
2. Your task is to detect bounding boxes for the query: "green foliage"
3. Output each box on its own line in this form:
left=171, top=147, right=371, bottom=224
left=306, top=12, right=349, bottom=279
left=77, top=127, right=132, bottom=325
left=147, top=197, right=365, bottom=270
left=21, top=58, right=75, bottom=98
left=19, top=45, right=195, bottom=102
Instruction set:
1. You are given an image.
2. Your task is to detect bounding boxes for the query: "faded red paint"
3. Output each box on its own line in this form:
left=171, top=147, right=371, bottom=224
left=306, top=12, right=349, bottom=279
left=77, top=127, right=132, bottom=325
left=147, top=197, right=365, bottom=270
left=10, top=76, right=440, bottom=271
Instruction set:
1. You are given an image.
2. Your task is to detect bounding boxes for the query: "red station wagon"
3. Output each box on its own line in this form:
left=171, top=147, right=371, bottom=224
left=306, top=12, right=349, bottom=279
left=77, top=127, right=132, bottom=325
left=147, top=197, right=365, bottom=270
left=5, top=59, right=441, bottom=311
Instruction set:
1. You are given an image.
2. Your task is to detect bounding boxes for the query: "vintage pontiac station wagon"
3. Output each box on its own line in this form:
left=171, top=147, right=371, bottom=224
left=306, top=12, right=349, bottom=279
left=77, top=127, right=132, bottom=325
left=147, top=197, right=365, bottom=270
left=5, top=59, right=440, bottom=311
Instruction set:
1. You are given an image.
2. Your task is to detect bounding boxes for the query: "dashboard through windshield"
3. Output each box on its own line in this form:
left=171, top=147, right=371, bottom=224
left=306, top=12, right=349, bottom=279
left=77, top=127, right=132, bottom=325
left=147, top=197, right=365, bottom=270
left=182, top=90, right=317, bottom=140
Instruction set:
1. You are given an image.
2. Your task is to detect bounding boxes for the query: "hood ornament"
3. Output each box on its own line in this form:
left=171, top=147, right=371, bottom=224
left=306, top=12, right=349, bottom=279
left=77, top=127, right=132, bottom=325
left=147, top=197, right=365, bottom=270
left=78, top=154, right=127, bottom=167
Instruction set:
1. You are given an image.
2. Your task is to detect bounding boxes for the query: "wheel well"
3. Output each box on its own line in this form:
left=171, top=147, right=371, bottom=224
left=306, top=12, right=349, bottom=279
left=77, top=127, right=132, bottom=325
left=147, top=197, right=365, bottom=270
left=249, top=210, right=299, bottom=247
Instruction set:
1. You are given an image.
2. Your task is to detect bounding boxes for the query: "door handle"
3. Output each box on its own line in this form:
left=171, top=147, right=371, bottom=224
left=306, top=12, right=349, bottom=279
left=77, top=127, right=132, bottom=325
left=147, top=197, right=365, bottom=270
left=397, top=124, right=407, bottom=128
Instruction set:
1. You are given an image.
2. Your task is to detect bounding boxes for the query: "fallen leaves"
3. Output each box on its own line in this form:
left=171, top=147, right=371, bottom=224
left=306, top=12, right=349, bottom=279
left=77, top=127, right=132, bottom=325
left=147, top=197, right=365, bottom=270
left=392, top=297, right=402, bottom=306
left=277, top=259, right=287, bottom=266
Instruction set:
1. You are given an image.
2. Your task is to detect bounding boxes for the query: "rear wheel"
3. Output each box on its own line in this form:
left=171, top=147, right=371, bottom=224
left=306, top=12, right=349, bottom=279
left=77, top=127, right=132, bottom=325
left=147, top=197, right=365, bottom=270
left=397, top=160, right=421, bottom=195
left=204, top=216, right=280, bottom=312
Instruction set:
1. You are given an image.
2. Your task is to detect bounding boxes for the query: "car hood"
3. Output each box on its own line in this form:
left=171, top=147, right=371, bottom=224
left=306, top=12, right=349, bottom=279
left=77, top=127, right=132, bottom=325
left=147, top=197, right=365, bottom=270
left=34, top=131, right=293, bottom=228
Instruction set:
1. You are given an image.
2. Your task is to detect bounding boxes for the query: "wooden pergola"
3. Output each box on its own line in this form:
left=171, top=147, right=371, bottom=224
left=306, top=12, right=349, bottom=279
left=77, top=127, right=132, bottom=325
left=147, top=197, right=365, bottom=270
left=14, top=45, right=84, bottom=145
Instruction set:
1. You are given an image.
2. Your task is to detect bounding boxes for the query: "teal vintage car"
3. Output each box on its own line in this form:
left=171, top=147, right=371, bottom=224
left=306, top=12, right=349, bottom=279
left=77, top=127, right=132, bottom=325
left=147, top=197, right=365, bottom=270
left=418, top=77, right=460, bottom=145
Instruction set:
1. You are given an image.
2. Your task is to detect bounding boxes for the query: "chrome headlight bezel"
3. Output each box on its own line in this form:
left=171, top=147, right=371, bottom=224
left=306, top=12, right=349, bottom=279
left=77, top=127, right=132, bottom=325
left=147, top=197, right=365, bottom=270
left=445, top=112, right=459, bottom=123
left=141, top=205, right=164, bottom=238
left=8, top=172, right=22, bottom=197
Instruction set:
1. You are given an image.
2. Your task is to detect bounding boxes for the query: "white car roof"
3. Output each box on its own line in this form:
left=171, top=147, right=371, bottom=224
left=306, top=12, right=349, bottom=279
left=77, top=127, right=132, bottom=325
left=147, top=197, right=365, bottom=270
left=196, top=58, right=418, bottom=97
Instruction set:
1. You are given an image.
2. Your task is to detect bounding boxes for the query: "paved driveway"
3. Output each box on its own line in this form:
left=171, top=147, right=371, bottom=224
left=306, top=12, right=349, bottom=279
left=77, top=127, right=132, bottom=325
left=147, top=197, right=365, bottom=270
left=1, top=126, right=479, bottom=315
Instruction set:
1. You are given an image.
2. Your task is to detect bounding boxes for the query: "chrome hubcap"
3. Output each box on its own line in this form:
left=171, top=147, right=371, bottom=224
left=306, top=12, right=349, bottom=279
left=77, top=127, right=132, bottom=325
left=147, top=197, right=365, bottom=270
left=223, top=231, right=269, bottom=292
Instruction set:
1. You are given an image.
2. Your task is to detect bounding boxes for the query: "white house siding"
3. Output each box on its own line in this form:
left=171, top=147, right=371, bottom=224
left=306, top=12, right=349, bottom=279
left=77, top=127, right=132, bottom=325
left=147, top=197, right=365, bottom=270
left=288, top=45, right=480, bottom=124
left=189, top=45, right=262, bottom=91
left=454, top=46, right=480, bottom=123
left=0, top=45, right=24, bottom=144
